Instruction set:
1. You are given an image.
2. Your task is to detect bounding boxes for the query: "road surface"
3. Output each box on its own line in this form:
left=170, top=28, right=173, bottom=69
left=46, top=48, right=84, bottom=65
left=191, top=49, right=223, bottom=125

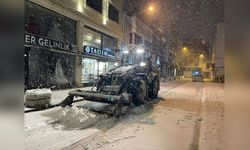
left=25, top=80, right=224, bottom=150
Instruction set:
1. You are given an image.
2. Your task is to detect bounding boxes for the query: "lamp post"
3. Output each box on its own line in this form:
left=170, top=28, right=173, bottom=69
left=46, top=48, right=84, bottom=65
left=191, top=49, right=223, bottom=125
left=181, top=47, right=189, bottom=67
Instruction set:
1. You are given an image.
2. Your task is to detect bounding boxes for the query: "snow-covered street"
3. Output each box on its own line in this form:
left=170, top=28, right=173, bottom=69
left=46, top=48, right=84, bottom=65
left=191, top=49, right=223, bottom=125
left=25, top=80, right=224, bottom=150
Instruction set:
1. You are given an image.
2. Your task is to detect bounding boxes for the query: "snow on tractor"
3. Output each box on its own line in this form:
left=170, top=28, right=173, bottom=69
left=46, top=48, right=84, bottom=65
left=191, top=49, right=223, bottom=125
left=61, top=47, right=160, bottom=116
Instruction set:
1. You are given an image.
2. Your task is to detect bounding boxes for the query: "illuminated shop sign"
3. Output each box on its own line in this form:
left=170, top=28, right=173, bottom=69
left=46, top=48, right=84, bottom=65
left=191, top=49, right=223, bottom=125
left=83, top=45, right=115, bottom=59
left=24, top=33, right=78, bottom=52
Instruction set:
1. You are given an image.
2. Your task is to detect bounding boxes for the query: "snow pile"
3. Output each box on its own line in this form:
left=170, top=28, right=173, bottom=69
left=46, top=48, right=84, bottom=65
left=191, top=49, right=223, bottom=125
left=25, top=88, right=52, bottom=108
left=111, top=65, right=132, bottom=73
left=51, top=106, right=108, bottom=129
left=25, top=88, right=52, bottom=97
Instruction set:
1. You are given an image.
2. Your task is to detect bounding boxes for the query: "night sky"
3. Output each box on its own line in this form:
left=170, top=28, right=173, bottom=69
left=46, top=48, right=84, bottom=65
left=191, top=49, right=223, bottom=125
left=124, top=0, right=224, bottom=45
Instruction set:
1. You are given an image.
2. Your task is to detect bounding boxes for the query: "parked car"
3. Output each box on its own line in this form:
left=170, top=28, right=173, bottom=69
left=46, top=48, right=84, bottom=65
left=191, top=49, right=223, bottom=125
left=192, top=74, right=203, bottom=82
left=192, top=69, right=203, bottom=82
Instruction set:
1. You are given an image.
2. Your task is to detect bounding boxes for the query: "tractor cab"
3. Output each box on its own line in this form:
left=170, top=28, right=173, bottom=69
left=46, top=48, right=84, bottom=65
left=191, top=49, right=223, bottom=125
left=121, top=47, right=150, bottom=66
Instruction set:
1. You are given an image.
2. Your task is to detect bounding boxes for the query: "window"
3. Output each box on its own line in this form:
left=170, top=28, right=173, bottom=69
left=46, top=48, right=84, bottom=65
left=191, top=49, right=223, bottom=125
left=108, top=4, right=119, bottom=23
left=83, top=25, right=117, bottom=60
left=103, top=35, right=117, bottom=50
left=144, top=40, right=152, bottom=49
left=86, top=0, right=102, bottom=13
left=135, top=34, right=143, bottom=45
left=82, top=58, right=98, bottom=83
left=129, top=33, right=143, bottom=45
left=83, top=28, right=102, bottom=48
left=25, top=1, right=76, bottom=44
left=129, top=33, right=133, bottom=44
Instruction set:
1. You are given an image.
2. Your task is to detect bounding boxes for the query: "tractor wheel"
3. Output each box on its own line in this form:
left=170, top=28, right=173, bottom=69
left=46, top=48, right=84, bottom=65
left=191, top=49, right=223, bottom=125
left=131, top=78, right=148, bottom=106
left=149, top=77, right=159, bottom=99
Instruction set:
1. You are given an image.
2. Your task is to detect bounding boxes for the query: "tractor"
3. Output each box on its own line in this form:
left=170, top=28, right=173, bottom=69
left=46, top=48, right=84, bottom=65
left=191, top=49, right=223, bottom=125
left=61, top=47, right=160, bottom=116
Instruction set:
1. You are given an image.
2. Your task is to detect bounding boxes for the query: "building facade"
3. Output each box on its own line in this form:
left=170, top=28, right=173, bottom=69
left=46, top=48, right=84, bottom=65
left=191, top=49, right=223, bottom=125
left=212, top=22, right=224, bottom=81
left=123, top=15, right=163, bottom=68
left=24, top=0, right=124, bottom=89
left=152, top=33, right=168, bottom=78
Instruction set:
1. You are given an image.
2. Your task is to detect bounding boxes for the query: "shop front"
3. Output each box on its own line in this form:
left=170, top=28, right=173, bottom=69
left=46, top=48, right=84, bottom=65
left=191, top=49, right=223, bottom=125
left=81, top=26, right=119, bottom=85
left=24, top=1, right=78, bottom=89
left=82, top=45, right=116, bottom=85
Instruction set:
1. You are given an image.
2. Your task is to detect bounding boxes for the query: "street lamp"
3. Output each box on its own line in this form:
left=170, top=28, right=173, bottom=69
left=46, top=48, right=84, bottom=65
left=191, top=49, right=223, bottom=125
left=148, top=6, right=154, bottom=12
left=127, top=4, right=156, bottom=16
left=182, top=47, right=188, bottom=52
left=199, top=54, right=204, bottom=58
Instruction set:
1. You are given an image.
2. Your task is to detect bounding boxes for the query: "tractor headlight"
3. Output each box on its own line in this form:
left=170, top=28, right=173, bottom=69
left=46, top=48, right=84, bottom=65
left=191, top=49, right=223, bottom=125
left=140, top=62, right=146, bottom=66
left=114, top=62, right=119, bottom=66
left=136, top=48, right=145, bottom=54
left=123, top=50, right=129, bottom=54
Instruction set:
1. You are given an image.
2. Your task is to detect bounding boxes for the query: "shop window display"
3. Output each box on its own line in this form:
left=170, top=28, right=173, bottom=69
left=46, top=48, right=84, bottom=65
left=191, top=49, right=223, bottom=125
left=82, top=26, right=118, bottom=84
left=24, top=1, right=76, bottom=89
left=82, top=58, right=98, bottom=84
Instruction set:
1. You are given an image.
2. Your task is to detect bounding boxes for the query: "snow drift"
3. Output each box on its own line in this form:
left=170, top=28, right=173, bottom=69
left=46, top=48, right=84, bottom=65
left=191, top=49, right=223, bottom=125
left=48, top=106, right=108, bottom=129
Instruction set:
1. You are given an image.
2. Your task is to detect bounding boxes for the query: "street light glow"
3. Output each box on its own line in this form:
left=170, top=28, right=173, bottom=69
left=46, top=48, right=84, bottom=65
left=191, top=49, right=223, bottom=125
left=148, top=6, right=154, bottom=12
left=199, top=54, right=204, bottom=58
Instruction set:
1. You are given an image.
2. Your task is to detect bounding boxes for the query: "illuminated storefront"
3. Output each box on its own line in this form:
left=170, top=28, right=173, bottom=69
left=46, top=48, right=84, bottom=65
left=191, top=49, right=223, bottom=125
left=82, top=26, right=118, bottom=84
left=24, top=1, right=78, bottom=89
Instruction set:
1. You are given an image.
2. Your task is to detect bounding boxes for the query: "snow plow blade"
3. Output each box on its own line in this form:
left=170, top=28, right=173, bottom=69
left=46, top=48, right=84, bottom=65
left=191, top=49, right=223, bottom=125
left=67, top=90, right=132, bottom=105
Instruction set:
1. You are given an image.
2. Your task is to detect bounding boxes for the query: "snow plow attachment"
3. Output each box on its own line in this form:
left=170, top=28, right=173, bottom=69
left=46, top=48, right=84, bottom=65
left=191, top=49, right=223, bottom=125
left=60, top=90, right=132, bottom=107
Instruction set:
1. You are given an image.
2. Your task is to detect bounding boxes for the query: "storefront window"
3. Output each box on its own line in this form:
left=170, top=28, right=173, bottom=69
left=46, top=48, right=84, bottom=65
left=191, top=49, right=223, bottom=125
left=25, top=1, right=76, bottom=45
left=82, top=26, right=118, bottom=84
left=26, top=47, right=75, bottom=89
left=82, top=59, right=116, bottom=84
left=24, top=1, right=77, bottom=89
left=106, top=62, right=115, bottom=71
left=99, top=61, right=115, bottom=74
left=98, top=61, right=106, bottom=75
left=82, top=58, right=98, bottom=84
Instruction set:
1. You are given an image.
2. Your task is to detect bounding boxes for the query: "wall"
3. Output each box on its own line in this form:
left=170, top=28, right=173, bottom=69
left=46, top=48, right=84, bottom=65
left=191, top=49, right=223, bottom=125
left=124, top=15, right=153, bottom=47
left=214, top=22, right=225, bottom=77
